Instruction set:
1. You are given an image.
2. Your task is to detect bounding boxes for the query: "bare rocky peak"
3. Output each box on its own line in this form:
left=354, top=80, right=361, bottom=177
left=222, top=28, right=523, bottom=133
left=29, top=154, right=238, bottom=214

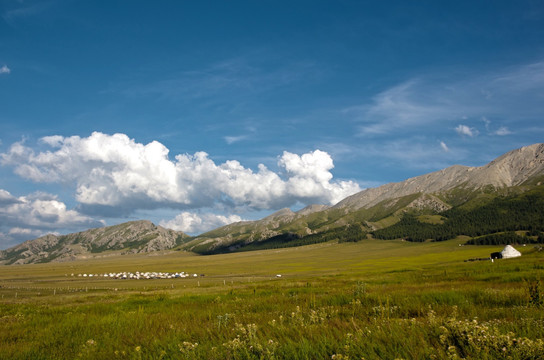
left=467, top=143, right=544, bottom=188
left=255, top=208, right=296, bottom=230
left=251, top=204, right=329, bottom=227
left=333, top=165, right=472, bottom=210
left=262, top=204, right=331, bottom=220
left=296, top=204, right=330, bottom=216
left=335, top=143, right=544, bottom=211
left=0, top=220, right=188, bottom=265
left=263, top=208, right=295, bottom=220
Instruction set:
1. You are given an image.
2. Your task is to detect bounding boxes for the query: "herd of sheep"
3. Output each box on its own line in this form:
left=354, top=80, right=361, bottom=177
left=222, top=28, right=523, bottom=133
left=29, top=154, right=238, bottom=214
left=72, top=271, right=201, bottom=280
left=70, top=272, right=283, bottom=280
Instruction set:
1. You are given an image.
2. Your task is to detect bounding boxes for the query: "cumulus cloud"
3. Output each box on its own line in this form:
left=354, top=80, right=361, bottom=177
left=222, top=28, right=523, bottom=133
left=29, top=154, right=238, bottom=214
left=0, top=189, right=20, bottom=205
left=0, top=65, right=10, bottom=74
left=0, top=189, right=103, bottom=248
left=455, top=124, right=478, bottom=137
left=1, top=132, right=360, bottom=216
left=160, top=212, right=243, bottom=234
left=0, top=189, right=102, bottom=229
left=8, top=227, right=45, bottom=238
left=279, top=150, right=359, bottom=204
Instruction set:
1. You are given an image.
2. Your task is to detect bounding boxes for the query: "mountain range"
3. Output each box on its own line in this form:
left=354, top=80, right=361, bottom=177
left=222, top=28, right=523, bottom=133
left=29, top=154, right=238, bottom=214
left=2, top=143, right=543, bottom=264
left=0, top=220, right=190, bottom=265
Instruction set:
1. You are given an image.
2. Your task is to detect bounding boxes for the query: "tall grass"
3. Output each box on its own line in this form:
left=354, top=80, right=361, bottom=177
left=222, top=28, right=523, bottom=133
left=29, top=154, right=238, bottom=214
left=1, top=240, right=543, bottom=359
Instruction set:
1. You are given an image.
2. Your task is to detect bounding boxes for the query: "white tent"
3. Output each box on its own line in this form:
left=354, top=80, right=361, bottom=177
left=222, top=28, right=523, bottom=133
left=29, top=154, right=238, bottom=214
left=500, top=245, right=521, bottom=259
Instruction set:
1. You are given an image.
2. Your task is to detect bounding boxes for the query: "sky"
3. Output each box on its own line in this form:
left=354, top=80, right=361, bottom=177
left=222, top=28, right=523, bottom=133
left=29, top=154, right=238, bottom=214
left=1, top=0, right=544, bottom=249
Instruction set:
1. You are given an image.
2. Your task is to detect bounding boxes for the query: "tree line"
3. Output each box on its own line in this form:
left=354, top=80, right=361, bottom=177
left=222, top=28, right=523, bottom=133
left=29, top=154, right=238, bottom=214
left=372, top=189, right=544, bottom=242
left=465, top=232, right=544, bottom=245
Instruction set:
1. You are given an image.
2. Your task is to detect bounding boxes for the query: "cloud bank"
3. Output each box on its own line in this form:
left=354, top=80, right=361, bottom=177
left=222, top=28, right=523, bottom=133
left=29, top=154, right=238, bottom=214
left=0, top=189, right=103, bottom=246
left=1, top=132, right=360, bottom=217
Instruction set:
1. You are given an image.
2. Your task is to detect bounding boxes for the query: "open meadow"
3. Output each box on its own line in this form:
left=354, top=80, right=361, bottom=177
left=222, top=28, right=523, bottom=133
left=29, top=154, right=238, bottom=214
left=1, top=239, right=544, bottom=359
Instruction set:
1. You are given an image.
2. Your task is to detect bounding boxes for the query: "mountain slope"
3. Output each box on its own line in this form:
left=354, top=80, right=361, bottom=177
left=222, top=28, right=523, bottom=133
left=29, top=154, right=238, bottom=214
left=372, top=185, right=544, bottom=242
left=184, top=143, right=544, bottom=254
left=186, top=204, right=329, bottom=254
left=334, top=143, right=544, bottom=211
left=0, top=220, right=190, bottom=265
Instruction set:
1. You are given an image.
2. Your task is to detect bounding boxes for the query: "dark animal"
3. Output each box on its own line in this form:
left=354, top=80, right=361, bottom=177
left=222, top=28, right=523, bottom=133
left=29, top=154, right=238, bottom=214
left=490, top=252, right=502, bottom=260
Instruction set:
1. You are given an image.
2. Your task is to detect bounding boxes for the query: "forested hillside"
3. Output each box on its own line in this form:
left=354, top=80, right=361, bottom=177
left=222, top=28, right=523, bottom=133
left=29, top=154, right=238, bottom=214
left=372, top=187, right=544, bottom=243
left=193, top=223, right=367, bottom=254
left=195, top=185, right=544, bottom=254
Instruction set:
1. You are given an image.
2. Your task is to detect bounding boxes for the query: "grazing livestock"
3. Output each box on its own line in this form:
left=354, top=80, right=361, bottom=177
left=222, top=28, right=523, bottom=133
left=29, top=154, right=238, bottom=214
left=75, top=270, right=202, bottom=280
left=490, top=252, right=502, bottom=260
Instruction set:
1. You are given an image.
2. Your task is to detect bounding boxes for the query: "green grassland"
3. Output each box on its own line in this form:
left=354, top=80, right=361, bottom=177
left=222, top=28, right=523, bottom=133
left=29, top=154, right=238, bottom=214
left=1, top=239, right=544, bottom=359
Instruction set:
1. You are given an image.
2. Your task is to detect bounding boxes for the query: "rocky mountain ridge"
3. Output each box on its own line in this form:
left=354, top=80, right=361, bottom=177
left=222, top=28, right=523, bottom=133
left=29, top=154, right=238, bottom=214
left=186, top=204, right=330, bottom=253
left=334, top=143, right=544, bottom=211
left=184, top=143, right=544, bottom=253
left=0, top=220, right=189, bottom=265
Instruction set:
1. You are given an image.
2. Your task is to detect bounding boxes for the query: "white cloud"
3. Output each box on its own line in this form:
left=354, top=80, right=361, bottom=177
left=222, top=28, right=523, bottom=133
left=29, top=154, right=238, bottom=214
left=279, top=150, right=359, bottom=205
left=494, top=126, right=512, bottom=136
left=0, top=189, right=103, bottom=248
left=1, top=132, right=360, bottom=215
left=0, top=189, right=20, bottom=205
left=481, top=117, right=513, bottom=136
left=0, top=189, right=102, bottom=229
left=0, top=65, right=10, bottom=74
left=440, top=141, right=449, bottom=152
left=40, top=135, right=65, bottom=147
left=160, top=212, right=243, bottom=234
left=280, top=150, right=333, bottom=182
left=455, top=124, right=478, bottom=137
left=8, top=227, right=45, bottom=237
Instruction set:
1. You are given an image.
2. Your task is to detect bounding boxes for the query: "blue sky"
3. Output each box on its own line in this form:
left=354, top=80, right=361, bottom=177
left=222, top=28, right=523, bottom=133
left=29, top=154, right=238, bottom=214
left=1, top=0, right=544, bottom=248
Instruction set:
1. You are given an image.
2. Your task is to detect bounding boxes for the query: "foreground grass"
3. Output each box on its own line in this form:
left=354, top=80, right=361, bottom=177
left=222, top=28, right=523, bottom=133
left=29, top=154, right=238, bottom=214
left=1, top=239, right=544, bottom=359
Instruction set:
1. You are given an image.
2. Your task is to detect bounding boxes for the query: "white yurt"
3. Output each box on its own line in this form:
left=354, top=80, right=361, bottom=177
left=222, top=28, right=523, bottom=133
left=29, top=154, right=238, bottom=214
left=500, top=245, right=522, bottom=259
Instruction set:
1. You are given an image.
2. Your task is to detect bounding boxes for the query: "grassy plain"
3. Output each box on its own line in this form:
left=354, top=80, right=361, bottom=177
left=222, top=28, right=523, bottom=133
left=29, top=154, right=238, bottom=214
left=1, top=239, right=543, bottom=359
